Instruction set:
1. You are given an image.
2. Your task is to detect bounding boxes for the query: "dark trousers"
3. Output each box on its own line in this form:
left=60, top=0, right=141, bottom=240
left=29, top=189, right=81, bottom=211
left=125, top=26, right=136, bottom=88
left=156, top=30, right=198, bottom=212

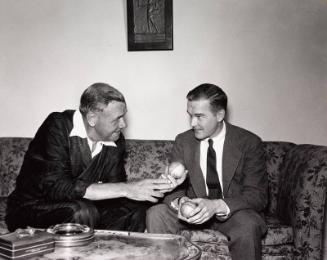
left=6, top=198, right=148, bottom=232
left=146, top=204, right=267, bottom=260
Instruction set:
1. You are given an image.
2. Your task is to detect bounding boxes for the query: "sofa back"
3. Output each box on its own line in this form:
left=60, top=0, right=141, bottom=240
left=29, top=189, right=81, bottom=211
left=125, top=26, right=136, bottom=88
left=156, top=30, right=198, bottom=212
left=262, top=142, right=295, bottom=215
left=0, top=137, right=293, bottom=215
left=0, top=138, right=174, bottom=197
left=0, top=138, right=31, bottom=197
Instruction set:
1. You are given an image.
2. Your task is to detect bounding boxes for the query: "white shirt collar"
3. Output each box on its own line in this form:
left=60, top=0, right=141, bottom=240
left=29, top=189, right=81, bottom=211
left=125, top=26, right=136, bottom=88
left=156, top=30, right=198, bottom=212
left=70, top=110, right=88, bottom=138
left=203, top=121, right=226, bottom=144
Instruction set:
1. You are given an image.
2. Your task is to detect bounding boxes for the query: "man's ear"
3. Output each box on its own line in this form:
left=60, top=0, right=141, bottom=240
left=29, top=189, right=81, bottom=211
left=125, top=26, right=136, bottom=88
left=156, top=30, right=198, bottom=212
left=86, top=111, right=98, bottom=127
left=216, top=109, right=225, bottom=122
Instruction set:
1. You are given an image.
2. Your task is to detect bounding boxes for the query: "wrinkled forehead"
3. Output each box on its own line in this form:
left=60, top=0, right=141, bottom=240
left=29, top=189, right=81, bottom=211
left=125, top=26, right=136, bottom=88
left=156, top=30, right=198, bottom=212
left=97, top=100, right=126, bottom=111
left=93, top=101, right=127, bottom=118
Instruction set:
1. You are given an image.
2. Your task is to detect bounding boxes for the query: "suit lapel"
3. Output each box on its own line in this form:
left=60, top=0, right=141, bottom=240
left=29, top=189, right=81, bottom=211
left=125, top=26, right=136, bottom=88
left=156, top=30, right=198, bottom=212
left=222, top=123, right=242, bottom=195
left=188, top=136, right=207, bottom=198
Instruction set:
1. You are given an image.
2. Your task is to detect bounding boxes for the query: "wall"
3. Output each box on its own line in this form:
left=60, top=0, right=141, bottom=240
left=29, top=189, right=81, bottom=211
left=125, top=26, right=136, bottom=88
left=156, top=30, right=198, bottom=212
left=0, top=0, right=326, bottom=145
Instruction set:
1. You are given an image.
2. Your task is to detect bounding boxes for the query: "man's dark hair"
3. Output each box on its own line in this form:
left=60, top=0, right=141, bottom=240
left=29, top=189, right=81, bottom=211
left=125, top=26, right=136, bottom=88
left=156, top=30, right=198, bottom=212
left=187, top=83, right=228, bottom=113
left=79, top=82, right=125, bottom=116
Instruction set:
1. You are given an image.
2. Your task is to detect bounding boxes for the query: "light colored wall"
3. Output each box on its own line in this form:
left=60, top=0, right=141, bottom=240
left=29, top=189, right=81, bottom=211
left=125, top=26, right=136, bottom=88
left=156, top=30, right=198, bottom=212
left=0, top=0, right=326, bottom=145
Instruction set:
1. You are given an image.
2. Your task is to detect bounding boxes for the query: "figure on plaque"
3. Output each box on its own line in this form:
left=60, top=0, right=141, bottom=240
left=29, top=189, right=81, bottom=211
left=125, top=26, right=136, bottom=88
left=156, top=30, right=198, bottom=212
left=147, top=0, right=160, bottom=33
left=137, top=0, right=162, bottom=34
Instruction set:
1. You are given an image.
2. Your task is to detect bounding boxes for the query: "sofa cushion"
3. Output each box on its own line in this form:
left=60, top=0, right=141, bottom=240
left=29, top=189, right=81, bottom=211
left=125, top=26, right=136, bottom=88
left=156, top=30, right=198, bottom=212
left=179, top=229, right=230, bottom=257
left=263, top=216, right=293, bottom=246
left=180, top=217, right=294, bottom=247
left=199, top=251, right=231, bottom=260
left=263, top=142, right=295, bottom=215
left=179, top=222, right=294, bottom=259
left=179, top=229, right=229, bottom=244
left=193, top=242, right=231, bottom=259
left=262, top=244, right=294, bottom=260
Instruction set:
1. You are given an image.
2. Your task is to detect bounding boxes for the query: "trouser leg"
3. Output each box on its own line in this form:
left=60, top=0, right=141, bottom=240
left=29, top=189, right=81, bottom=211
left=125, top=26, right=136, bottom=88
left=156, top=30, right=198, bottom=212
left=6, top=199, right=99, bottom=231
left=146, top=204, right=266, bottom=259
left=211, top=209, right=267, bottom=260
left=146, top=203, right=188, bottom=234
left=96, top=199, right=148, bottom=232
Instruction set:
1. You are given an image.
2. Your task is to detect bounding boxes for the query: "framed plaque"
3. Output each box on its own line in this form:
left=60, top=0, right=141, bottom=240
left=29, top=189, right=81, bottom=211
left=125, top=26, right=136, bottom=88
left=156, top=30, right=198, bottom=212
left=127, top=0, right=173, bottom=51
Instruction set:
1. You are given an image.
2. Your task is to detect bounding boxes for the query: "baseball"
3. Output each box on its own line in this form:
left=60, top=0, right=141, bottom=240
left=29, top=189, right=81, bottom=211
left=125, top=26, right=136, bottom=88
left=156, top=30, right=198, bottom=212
left=168, top=162, right=186, bottom=179
left=180, top=201, right=197, bottom=218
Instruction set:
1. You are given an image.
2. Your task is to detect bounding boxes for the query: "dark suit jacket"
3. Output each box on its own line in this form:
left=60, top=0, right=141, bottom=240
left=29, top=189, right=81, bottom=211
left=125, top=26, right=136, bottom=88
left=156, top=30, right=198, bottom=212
left=164, top=122, right=268, bottom=217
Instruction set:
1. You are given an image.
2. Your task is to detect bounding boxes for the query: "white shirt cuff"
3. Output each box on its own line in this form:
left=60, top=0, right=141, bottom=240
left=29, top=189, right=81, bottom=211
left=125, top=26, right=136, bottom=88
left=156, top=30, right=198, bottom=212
left=170, top=198, right=180, bottom=211
left=216, top=200, right=230, bottom=217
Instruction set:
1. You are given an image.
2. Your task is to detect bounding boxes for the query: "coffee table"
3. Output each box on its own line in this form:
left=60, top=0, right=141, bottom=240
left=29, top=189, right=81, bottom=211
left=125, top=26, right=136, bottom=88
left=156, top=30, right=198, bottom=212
left=35, top=230, right=201, bottom=260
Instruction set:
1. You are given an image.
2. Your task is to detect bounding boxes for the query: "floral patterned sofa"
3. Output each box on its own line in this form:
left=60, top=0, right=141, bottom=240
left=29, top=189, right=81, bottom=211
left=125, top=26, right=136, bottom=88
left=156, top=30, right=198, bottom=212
left=0, top=137, right=326, bottom=260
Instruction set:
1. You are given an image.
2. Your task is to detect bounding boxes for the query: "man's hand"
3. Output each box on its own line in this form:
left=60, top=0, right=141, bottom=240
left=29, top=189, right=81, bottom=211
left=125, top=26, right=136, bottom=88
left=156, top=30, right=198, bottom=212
left=178, top=198, right=229, bottom=224
left=160, top=167, right=188, bottom=193
left=123, top=178, right=172, bottom=203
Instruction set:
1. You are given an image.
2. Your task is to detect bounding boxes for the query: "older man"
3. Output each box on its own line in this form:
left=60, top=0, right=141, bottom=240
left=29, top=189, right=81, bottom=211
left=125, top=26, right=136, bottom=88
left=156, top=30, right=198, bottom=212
left=6, top=82, right=174, bottom=232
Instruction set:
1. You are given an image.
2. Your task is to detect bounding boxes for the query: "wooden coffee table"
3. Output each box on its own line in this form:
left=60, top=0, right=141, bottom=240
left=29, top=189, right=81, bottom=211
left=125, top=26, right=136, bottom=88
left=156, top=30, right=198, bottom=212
left=36, top=230, right=201, bottom=259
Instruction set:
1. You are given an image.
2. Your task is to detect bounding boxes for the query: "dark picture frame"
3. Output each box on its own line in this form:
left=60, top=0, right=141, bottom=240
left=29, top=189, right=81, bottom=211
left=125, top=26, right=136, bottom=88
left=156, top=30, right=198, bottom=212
left=127, top=0, right=173, bottom=51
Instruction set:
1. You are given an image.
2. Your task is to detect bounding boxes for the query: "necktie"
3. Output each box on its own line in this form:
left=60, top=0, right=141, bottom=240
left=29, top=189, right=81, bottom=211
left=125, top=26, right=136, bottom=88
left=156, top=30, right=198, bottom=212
left=206, top=139, right=223, bottom=199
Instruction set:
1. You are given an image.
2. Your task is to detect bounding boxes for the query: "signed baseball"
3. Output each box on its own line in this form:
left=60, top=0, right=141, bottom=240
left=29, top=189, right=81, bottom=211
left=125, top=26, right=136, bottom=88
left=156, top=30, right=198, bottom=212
left=180, top=201, right=197, bottom=218
left=168, top=162, right=186, bottom=179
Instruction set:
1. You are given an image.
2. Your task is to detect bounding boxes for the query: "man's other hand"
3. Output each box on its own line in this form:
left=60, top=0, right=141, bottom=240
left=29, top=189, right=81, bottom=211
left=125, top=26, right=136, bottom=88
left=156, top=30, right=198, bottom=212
left=160, top=168, right=188, bottom=193
left=124, top=178, right=172, bottom=203
left=178, top=198, right=229, bottom=224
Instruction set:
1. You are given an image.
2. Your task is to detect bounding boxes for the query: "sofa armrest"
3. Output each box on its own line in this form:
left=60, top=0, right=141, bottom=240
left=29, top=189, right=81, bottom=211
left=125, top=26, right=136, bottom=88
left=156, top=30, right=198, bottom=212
left=277, top=145, right=327, bottom=260
left=322, top=200, right=327, bottom=260
left=0, top=196, right=9, bottom=234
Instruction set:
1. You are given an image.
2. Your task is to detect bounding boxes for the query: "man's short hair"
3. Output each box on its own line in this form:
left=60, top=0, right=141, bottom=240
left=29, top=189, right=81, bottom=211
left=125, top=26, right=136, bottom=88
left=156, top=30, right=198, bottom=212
left=79, top=82, right=125, bottom=116
left=187, top=83, right=228, bottom=113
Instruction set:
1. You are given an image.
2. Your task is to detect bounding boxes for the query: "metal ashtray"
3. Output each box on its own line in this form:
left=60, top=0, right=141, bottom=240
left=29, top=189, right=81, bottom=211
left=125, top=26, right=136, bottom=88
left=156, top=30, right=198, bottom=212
left=46, top=223, right=94, bottom=247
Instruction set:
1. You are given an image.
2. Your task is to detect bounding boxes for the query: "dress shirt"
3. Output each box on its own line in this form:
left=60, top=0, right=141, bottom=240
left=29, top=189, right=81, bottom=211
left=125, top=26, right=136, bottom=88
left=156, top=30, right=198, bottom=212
left=69, top=110, right=116, bottom=158
left=171, top=121, right=230, bottom=217
left=200, top=121, right=226, bottom=196
left=200, top=121, right=230, bottom=217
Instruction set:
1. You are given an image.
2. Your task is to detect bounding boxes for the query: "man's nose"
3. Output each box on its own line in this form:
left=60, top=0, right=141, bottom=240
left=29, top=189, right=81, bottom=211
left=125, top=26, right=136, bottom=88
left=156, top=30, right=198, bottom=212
left=190, top=117, right=197, bottom=127
left=119, top=118, right=127, bottom=129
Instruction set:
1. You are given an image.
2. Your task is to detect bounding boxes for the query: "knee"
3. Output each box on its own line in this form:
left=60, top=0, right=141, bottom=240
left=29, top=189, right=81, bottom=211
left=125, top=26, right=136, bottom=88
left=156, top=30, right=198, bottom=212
left=129, top=208, right=147, bottom=232
left=227, top=210, right=266, bottom=244
left=229, top=219, right=263, bottom=245
left=146, top=204, right=169, bottom=221
left=70, top=200, right=99, bottom=228
left=238, top=222, right=261, bottom=239
left=130, top=206, right=146, bottom=224
left=146, top=204, right=171, bottom=231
